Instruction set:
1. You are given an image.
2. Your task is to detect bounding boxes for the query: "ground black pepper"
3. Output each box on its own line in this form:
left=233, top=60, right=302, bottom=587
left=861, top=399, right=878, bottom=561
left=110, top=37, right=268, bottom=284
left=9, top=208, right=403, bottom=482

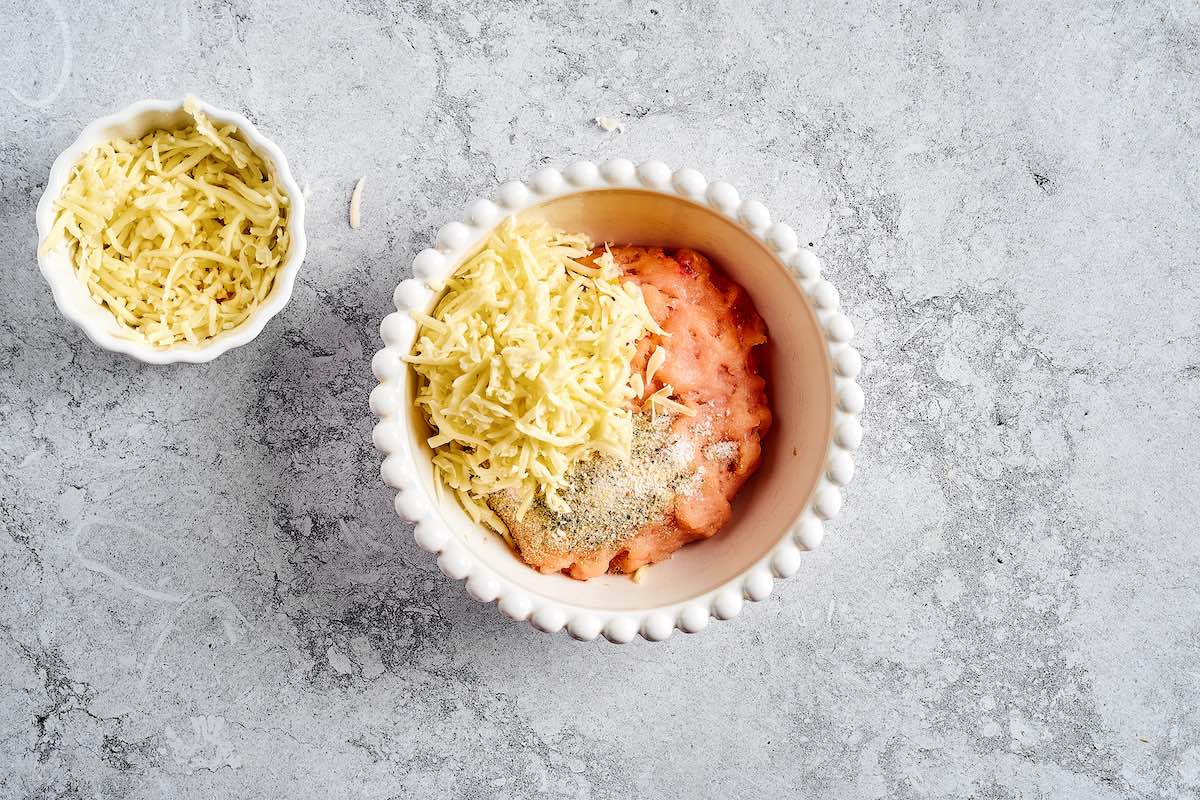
left=488, top=412, right=700, bottom=560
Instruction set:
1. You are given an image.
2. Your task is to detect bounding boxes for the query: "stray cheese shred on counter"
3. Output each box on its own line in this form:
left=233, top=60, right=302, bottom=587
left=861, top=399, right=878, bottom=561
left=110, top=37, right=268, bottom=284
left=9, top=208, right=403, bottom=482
left=40, top=97, right=290, bottom=347
left=405, top=219, right=669, bottom=531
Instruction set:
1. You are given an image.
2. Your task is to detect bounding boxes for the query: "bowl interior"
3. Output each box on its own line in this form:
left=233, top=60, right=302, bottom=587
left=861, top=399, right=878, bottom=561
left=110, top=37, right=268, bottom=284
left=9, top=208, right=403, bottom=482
left=37, top=103, right=301, bottom=360
left=408, top=188, right=833, bottom=611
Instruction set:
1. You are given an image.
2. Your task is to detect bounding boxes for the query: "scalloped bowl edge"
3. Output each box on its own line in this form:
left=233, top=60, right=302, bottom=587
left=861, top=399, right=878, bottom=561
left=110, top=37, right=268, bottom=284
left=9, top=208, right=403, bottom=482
left=370, top=160, right=862, bottom=642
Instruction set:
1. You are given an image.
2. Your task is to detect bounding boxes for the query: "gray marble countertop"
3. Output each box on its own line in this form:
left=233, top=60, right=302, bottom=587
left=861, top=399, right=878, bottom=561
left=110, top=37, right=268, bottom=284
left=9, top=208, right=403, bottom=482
left=2, top=1, right=1199, bottom=798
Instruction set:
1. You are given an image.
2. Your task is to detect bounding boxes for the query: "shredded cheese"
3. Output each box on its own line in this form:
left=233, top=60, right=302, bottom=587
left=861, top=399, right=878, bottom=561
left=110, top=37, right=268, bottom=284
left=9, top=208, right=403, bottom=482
left=349, top=177, right=365, bottom=229
left=646, top=384, right=697, bottom=419
left=406, top=219, right=669, bottom=528
left=594, top=115, right=625, bottom=133
left=40, top=97, right=290, bottom=347
left=645, top=345, right=667, bottom=388
left=630, top=372, right=645, bottom=399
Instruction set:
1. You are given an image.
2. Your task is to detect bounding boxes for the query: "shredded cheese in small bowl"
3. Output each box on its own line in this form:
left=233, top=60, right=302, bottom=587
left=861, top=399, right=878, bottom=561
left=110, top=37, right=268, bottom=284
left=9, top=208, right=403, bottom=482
left=35, top=96, right=306, bottom=363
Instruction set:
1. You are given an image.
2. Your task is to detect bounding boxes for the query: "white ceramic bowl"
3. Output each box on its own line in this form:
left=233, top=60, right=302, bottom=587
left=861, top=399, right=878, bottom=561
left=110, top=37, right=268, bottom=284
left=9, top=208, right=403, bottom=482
left=370, top=161, right=863, bottom=642
left=34, top=97, right=307, bottom=364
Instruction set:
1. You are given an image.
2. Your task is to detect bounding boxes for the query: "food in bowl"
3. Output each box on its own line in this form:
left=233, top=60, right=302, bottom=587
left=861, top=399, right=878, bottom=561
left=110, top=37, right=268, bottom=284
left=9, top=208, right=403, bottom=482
left=39, top=98, right=292, bottom=347
left=406, top=221, right=771, bottom=580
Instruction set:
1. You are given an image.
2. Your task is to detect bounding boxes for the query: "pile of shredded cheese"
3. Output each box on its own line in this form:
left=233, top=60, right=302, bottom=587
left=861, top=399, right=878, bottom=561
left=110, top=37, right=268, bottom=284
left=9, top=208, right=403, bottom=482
left=635, top=343, right=696, bottom=420
left=406, top=219, right=670, bottom=531
left=40, top=97, right=291, bottom=346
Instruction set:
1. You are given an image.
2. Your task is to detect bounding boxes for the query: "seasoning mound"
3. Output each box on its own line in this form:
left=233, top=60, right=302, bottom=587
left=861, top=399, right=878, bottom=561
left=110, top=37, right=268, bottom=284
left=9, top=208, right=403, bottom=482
left=41, top=97, right=291, bottom=346
left=489, top=411, right=700, bottom=562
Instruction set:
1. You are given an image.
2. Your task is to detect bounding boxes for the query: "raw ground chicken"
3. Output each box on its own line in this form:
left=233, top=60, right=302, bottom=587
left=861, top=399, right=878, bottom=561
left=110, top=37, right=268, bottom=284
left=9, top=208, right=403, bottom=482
left=489, top=246, right=772, bottom=580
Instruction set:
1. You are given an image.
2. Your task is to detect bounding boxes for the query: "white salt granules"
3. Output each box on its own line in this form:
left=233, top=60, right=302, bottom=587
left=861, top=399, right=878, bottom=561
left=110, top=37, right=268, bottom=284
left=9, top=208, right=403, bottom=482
left=704, top=440, right=738, bottom=462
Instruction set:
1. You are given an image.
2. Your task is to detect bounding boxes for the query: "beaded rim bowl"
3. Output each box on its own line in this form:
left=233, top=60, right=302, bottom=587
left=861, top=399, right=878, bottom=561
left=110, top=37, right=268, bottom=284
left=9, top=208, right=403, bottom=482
left=370, top=161, right=862, bottom=642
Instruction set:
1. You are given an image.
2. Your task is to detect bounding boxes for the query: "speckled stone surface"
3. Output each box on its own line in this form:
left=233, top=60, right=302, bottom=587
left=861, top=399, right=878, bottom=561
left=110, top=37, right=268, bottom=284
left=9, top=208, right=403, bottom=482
left=2, top=1, right=1199, bottom=798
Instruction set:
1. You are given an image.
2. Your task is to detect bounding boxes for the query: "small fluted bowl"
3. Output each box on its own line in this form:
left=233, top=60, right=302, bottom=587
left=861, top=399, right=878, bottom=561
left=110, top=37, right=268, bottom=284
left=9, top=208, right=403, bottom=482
left=370, top=161, right=863, bottom=642
left=34, top=97, right=307, bottom=364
